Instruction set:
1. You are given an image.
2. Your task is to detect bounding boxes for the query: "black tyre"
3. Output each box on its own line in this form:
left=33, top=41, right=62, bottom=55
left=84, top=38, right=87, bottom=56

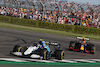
left=40, top=49, right=48, bottom=60
left=69, top=41, right=75, bottom=50
left=21, top=46, right=28, bottom=56
left=13, top=45, right=22, bottom=52
left=86, top=44, right=95, bottom=54
left=74, top=43, right=81, bottom=51
left=90, top=44, right=95, bottom=54
left=55, top=50, right=64, bottom=60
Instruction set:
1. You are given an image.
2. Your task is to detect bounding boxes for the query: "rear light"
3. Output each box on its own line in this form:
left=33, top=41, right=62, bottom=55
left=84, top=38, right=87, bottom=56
left=91, top=50, right=94, bottom=52
left=70, top=47, right=73, bottom=49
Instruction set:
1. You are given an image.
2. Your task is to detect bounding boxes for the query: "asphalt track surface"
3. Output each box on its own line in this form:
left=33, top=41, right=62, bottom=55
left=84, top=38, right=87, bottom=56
left=0, top=28, right=100, bottom=67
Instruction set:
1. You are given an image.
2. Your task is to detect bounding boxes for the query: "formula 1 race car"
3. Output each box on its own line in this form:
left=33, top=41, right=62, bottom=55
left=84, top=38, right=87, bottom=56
left=10, top=39, right=64, bottom=60
left=69, top=37, right=95, bottom=54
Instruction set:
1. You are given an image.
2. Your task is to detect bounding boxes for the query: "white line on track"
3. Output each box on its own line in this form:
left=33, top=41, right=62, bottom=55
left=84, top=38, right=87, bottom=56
left=0, top=58, right=28, bottom=62
left=88, top=59, right=100, bottom=62
left=50, top=59, right=77, bottom=63
left=25, top=59, right=54, bottom=63
left=73, top=59, right=96, bottom=63
left=0, top=58, right=100, bottom=63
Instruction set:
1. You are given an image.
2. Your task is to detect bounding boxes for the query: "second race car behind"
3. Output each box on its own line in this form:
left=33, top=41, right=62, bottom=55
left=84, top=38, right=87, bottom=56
left=69, top=37, right=96, bottom=54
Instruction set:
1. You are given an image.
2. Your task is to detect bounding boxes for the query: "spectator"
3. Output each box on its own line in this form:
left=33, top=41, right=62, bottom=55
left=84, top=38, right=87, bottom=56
left=0, top=0, right=100, bottom=29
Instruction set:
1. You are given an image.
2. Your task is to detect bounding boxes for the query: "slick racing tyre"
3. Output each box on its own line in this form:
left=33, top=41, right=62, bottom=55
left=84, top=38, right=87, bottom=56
left=69, top=41, right=75, bottom=50
left=55, top=50, right=64, bottom=60
left=85, top=44, right=95, bottom=54
left=90, top=46, right=95, bottom=54
left=40, top=49, right=48, bottom=60
left=74, top=43, right=81, bottom=51
left=90, top=44, right=95, bottom=54
left=21, top=46, right=28, bottom=56
left=13, top=45, right=22, bottom=52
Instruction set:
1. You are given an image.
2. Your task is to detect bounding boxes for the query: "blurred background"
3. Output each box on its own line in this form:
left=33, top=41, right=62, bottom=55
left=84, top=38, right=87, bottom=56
left=0, top=0, right=100, bottom=28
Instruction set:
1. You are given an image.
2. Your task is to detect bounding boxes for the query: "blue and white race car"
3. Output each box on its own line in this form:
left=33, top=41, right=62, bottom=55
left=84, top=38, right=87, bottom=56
left=10, top=39, right=64, bottom=60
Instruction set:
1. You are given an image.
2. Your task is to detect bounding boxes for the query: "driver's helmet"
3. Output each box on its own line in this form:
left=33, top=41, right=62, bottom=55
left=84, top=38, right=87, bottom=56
left=39, top=39, right=44, bottom=44
left=81, top=36, right=86, bottom=43
left=81, top=36, right=85, bottom=41
left=40, top=39, right=44, bottom=41
left=81, top=38, right=85, bottom=41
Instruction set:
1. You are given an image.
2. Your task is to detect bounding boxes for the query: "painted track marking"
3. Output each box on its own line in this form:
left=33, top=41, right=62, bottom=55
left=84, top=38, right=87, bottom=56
left=0, top=58, right=100, bottom=63
left=0, top=58, right=27, bottom=62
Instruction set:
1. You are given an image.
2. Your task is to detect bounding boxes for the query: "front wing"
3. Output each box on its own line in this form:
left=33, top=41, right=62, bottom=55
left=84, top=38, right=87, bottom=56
left=11, top=52, right=41, bottom=58
left=69, top=46, right=95, bottom=54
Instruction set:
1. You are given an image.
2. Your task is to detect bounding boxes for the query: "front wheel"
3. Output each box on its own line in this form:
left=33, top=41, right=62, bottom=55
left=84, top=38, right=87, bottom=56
left=90, top=46, right=96, bottom=54
left=21, top=46, right=28, bottom=56
left=69, top=41, right=75, bottom=50
left=13, top=45, right=22, bottom=52
left=85, top=44, right=95, bottom=54
left=55, top=50, right=64, bottom=60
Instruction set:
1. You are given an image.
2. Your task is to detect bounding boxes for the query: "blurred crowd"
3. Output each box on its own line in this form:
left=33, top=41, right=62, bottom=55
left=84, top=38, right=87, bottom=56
left=0, top=0, right=100, bottom=28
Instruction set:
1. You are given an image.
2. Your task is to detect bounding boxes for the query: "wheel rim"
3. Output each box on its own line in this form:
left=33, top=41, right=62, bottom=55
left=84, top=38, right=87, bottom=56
left=18, top=47, right=22, bottom=52
left=44, top=50, right=48, bottom=60
left=61, top=51, right=64, bottom=60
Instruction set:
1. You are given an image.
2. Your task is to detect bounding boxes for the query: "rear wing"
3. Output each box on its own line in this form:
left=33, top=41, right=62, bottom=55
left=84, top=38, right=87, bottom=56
left=45, top=41, right=59, bottom=46
left=77, top=37, right=89, bottom=41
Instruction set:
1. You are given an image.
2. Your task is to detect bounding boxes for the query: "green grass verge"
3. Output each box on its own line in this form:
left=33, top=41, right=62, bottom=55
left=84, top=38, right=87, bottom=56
left=0, top=22, right=100, bottom=40
left=0, top=61, right=100, bottom=66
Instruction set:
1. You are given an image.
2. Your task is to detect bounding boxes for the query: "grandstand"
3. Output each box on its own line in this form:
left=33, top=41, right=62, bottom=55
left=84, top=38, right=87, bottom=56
left=0, top=0, right=65, bottom=11
left=0, top=0, right=100, bottom=28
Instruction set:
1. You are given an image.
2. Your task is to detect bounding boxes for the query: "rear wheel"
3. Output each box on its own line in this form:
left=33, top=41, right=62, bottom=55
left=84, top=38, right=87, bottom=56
left=40, top=49, right=48, bottom=60
left=55, top=50, right=64, bottom=60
